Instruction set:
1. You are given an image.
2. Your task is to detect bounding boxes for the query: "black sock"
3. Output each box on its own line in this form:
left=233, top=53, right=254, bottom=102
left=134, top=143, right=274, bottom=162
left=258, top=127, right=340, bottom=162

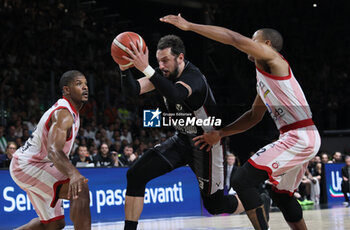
left=124, top=220, right=138, bottom=230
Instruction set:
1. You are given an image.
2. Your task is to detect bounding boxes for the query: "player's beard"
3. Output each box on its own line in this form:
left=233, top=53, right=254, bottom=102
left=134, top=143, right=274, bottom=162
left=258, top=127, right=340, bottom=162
left=168, top=63, right=179, bottom=82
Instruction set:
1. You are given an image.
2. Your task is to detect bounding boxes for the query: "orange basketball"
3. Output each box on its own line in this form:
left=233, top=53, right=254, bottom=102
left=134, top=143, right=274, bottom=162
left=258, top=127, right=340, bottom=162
left=111, top=31, right=147, bottom=68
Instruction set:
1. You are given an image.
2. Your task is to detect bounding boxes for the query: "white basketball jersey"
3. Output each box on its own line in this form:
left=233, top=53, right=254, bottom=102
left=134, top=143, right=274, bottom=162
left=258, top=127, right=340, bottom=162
left=13, top=97, right=80, bottom=163
left=255, top=63, right=312, bottom=130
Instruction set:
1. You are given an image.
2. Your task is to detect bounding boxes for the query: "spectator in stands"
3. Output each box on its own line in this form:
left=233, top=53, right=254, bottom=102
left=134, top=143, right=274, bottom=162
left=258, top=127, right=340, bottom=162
left=110, top=141, right=122, bottom=154
left=0, top=126, right=7, bottom=155
left=94, top=143, right=114, bottom=167
left=15, top=136, right=23, bottom=148
left=321, top=152, right=332, bottom=164
left=6, top=125, right=17, bottom=142
left=121, top=128, right=132, bottom=144
left=119, top=145, right=137, bottom=167
left=333, top=151, right=344, bottom=163
left=72, top=145, right=93, bottom=167
left=14, top=119, right=23, bottom=138
left=23, top=116, right=37, bottom=134
left=0, top=142, right=17, bottom=168
left=341, top=155, right=350, bottom=206
left=308, top=157, right=321, bottom=203
left=21, top=128, right=30, bottom=143
left=83, top=123, right=96, bottom=140
left=93, top=131, right=102, bottom=147
left=296, top=170, right=315, bottom=206
left=111, top=151, right=121, bottom=167
left=225, top=153, right=238, bottom=195
left=106, top=123, right=115, bottom=141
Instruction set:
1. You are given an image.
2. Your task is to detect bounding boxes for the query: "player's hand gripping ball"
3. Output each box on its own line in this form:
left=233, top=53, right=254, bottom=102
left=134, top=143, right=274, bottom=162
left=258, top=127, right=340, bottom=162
left=111, top=31, right=147, bottom=68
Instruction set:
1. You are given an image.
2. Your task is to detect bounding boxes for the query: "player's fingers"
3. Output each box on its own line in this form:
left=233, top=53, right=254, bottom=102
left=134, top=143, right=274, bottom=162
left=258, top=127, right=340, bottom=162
left=199, top=143, right=207, bottom=150
left=160, top=15, right=175, bottom=23
left=194, top=139, right=204, bottom=146
left=206, top=145, right=212, bottom=152
left=122, top=55, right=133, bottom=62
left=192, top=135, right=203, bottom=141
left=138, top=41, right=143, bottom=53
left=71, top=185, right=76, bottom=199
left=125, top=47, right=135, bottom=57
left=129, top=42, right=138, bottom=54
left=78, top=182, right=82, bottom=193
left=67, top=186, right=71, bottom=199
left=145, top=46, right=149, bottom=56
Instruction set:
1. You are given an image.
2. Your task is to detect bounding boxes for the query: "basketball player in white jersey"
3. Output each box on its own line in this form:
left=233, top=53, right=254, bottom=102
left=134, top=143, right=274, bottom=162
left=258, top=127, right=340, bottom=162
left=162, top=14, right=320, bottom=230
left=10, top=70, right=91, bottom=229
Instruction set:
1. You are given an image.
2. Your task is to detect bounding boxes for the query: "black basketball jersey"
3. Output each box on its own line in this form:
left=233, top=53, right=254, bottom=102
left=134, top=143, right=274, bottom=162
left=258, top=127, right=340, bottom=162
left=156, top=61, right=222, bottom=136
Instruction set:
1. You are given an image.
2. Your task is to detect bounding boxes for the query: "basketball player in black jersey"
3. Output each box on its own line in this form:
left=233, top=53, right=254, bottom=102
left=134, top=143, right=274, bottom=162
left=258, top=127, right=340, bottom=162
left=118, top=35, right=244, bottom=230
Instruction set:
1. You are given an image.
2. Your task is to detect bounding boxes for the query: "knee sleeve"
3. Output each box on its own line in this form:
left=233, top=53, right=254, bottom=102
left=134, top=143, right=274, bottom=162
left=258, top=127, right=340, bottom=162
left=126, top=149, right=172, bottom=197
left=232, top=162, right=268, bottom=194
left=270, top=190, right=303, bottom=223
left=126, top=166, right=147, bottom=197
left=231, top=162, right=268, bottom=210
left=202, top=190, right=238, bottom=215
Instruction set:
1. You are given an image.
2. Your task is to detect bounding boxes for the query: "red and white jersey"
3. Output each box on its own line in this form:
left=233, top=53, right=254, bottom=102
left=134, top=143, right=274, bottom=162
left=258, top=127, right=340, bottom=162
left=13, top=97, right=80, bottom=163
left=256, top=62, right=312, bottom=131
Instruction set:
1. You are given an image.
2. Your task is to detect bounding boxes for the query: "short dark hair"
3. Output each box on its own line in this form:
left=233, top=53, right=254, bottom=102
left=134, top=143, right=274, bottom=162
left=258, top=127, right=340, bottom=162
left=259, top=28, right=283, bottom=52
left=59, top=70, right=84, bottom=92
left=157, top=35, right=186, bottom=57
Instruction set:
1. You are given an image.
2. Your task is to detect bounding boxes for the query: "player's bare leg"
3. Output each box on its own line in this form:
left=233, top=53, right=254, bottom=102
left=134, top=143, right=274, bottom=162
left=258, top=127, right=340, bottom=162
left=125, top=196, right=144, bottom=221
left=15, top=217, right=65, bottom=230
left=233, top=195, right=245, bottom=214
left=59, top=181, right=91, bottom=230
left=245, top=205, right=269, bottom=230
left=287, top=218, right=308, bottom=230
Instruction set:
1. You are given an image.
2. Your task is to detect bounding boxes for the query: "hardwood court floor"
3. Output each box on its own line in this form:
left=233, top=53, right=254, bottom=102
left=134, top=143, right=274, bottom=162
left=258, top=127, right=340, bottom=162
left=65, top=205, right=350, bottom=230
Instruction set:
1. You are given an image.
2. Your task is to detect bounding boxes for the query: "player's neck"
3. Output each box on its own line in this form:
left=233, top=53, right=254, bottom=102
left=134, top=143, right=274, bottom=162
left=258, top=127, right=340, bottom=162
left=63, top=96, right=82, bottom=112
left=176, top=61, right=185, bottom=78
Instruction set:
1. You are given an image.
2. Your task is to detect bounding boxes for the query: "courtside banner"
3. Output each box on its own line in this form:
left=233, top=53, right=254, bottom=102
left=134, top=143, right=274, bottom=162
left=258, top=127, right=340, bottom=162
left=0, top=166, right=201, bottom=228
left=324, top=163, right=345, bottom=203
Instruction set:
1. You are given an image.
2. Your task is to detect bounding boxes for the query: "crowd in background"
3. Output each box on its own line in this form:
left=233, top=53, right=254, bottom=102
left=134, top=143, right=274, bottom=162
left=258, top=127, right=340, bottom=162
left=1, top=0, right=350, bottom=207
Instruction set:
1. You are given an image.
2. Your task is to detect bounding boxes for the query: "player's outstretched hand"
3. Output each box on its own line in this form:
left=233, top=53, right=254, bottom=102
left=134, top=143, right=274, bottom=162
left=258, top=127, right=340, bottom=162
left=68, top=173, right=88, bottom=200
left=122, top=40, right=149, bottom=73
left=160, top=13, right=190, bottom=31
left=193, top=130, right=221, bottom=152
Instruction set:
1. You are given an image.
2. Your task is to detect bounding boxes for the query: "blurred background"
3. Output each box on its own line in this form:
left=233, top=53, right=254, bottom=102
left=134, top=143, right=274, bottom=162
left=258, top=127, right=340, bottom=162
left=1, top=0, right=349, bottom=166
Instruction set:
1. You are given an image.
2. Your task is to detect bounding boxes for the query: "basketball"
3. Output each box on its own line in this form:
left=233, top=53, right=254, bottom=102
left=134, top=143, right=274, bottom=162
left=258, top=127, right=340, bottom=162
left=111, top=31, right=147, bottom=68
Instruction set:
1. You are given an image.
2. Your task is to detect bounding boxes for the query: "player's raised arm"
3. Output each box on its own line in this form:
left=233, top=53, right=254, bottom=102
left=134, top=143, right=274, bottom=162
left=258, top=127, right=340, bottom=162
left=121, top=40, right=192, bottom=103
left=119, top=43, right=156, bottom=96
left=160, top=14, right=276, bottom=61
left=47, top=109, right=87, bottom=199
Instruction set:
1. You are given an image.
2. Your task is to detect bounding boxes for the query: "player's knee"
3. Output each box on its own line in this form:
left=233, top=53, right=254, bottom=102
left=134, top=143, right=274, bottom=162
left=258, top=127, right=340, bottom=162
left=202, top=191, right=223, bottom=215
left=203, top=199, right=221, bottom=215
left=271, top=191, right=302, bottom=223
left=231, top=169, right=247, bottom=192
left=284, top=204, right=303, bottom=223
left=126, top=167, right=146, bottom=197
left=126, top=166, right=142, bottom=186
